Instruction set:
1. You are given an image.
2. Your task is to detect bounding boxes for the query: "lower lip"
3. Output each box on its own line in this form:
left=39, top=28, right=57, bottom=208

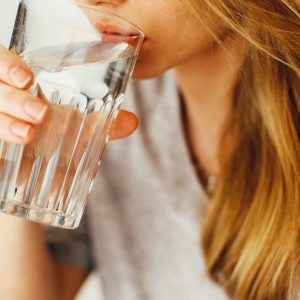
left=94, top=21, right=146, bottom=47
left=101, top=33, right=138, bottom=44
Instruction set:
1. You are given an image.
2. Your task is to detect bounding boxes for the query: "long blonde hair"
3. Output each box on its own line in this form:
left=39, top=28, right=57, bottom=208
left=180, top=0, right=300, bottom=299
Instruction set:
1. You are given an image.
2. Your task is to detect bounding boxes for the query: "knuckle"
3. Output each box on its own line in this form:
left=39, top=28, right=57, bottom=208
left=0, top=81, right=15, bottom=95
left=0, top=53, right=18, bottom=68
left=0, top=88, right=16, bottom=106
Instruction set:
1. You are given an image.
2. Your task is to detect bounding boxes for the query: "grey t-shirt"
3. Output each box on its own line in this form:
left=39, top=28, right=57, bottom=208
left=46, top=71, right=228, bottom=300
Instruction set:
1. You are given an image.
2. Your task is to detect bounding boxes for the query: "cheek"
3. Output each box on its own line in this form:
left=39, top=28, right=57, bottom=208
left=129, top=4, right=214, bottom=79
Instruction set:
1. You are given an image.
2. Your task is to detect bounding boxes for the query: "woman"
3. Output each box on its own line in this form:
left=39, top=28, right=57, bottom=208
left=0, top=0, right=299, bottom=299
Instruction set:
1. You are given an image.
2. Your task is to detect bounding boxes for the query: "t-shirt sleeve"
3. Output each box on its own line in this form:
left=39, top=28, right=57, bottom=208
left=43, top=211, right=94, bottom=271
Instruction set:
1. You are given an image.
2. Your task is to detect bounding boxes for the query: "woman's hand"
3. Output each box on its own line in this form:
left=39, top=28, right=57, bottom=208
left=0, top=45, right=138, bottom=145
left=110, top=110, right=139, bottom=140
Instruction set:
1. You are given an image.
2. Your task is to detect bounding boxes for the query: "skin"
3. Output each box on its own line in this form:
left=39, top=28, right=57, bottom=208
left=96, top=0, right=218, bottom=79
left=91, top=0, right=244, bottom=176
left=0, top=1, right=244, bottom=299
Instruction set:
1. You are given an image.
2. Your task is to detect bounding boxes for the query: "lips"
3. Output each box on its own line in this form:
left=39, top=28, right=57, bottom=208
left=95, top=22, right=141, bottom=45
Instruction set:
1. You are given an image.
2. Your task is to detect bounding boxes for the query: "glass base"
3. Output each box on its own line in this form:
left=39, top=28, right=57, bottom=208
left=0, top=201, right=77, bottom=229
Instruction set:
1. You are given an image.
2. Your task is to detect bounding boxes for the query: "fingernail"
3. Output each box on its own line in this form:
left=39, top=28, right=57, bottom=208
left=10, top=122, right=32, bottom=138
left=24, top=100, right=48, bottom=121
left=9, top=66, right=32, bottom=88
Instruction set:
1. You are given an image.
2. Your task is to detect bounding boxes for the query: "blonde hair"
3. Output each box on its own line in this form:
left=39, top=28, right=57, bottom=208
left=180, top=0, right=300, bottom=299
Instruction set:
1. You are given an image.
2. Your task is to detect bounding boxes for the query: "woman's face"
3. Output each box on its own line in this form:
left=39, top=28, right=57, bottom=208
left=86, top=0, right=217, bottom=79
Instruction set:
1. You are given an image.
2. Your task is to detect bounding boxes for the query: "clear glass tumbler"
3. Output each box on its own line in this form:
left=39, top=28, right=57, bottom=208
left=0, top=0, right=144, bottom=228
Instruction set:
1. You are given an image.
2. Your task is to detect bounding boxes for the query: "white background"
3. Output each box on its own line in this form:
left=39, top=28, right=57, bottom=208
left=0, top=0, right=19, bottom=47
left=0, top=1, right=102, bottom=299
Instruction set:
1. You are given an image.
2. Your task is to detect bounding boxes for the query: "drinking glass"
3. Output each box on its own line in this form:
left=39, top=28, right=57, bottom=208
left=0, top=0, right=144, bottom=228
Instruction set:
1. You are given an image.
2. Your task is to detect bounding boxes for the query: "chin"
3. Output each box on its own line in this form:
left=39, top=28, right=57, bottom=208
left=131, top=59, right=169, bottom=80
left=130, top=41, right=170, bottom=79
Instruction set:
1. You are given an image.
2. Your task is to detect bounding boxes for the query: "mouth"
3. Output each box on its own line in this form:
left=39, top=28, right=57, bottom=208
left=95, top=22, right=143, bottom=44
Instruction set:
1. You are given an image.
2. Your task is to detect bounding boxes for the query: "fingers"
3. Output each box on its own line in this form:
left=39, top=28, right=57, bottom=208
left=109, top=110, right=139, bottom=140
left=0, top=82, right=49, bottom=125
left=0, top=45, right=48, bottom=144
left=0, top=45, right=33, bottom=89
left=0, top=81, right=49, bottom=144
left=0, top=113, right=35, bottom=144
left=0, top=46, right=139, bottom=146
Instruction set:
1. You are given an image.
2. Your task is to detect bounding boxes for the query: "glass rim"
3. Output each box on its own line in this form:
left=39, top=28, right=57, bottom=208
left=22, top=0, right=145, bottom=39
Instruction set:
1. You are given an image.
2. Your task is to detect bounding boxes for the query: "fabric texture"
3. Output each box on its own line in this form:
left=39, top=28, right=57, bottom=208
left=45, top=71, right=228, bottom=300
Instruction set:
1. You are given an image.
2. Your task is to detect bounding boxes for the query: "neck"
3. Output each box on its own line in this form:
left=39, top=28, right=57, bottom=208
left=175, top=36, right=244, bottom=179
